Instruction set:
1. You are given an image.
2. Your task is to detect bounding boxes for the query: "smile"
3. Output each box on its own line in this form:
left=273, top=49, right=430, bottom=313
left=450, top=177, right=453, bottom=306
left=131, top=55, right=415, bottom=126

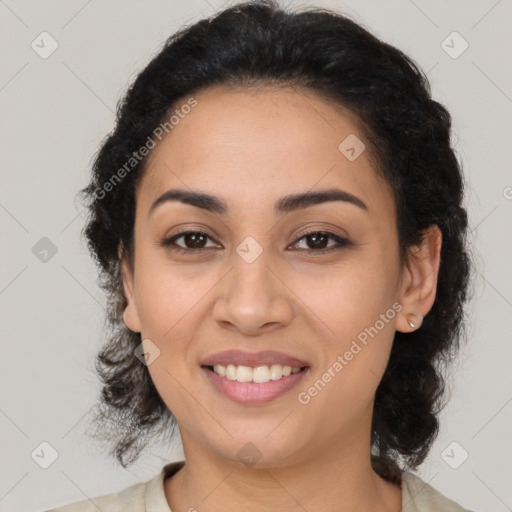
left=201, top=365, right=310, bottom=405
left=211, top=363, right=303, bottom=383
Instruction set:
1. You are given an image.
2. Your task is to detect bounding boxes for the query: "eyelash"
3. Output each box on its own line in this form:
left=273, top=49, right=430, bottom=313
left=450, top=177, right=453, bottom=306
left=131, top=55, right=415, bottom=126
left=158, top=229, right=352, bottom=255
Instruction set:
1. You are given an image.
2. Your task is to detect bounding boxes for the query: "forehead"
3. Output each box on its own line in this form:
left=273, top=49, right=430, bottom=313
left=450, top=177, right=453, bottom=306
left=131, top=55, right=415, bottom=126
left=138, top=85, right=393, bottom=218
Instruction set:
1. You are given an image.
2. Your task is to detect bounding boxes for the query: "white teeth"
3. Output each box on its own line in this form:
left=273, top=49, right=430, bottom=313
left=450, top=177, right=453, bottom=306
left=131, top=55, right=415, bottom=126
left=269, top=364, right=283, bottom=380
left=212, top=363, right=303, bottom=383
left=253, top=365, right=270, bottom=383
left=236, top=365, right=253, bottom=382
left=214, top=364, right=226, bottom=377
left=225, top=364, right=237, bottom=380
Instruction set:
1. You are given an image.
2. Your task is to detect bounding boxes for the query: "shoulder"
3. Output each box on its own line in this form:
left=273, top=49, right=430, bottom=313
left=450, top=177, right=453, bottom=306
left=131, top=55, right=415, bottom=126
left=44, top=461, right=184, bottom=512
left=401, top=471, right=476, bottom=512
left=44, top=479, right=147, bottom=512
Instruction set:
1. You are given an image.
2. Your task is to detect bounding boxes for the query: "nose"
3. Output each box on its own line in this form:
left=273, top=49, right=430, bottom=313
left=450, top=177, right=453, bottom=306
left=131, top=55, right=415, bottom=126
left=212, top=248, right=295, bottom=336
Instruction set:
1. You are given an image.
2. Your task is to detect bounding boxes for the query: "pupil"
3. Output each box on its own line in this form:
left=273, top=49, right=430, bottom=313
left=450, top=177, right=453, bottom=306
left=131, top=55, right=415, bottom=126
left=308, top=233, right=327, bottom=249
left=186, top=233, right=205, bottom=248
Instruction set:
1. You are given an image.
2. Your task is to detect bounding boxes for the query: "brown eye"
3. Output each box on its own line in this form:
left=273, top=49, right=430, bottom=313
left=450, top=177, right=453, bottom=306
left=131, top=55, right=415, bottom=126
left=158, top=230, right=351, bottom=256
left=292, top=231, right=351, bottom=254
left=179, top=232, right=208, bottom=249
left=159, top=231, right=218, bottom=253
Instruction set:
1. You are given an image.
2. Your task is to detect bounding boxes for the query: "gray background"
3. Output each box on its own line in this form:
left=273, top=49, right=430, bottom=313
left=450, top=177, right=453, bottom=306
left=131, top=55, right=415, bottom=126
left=0, top=0, right=511, bottom=510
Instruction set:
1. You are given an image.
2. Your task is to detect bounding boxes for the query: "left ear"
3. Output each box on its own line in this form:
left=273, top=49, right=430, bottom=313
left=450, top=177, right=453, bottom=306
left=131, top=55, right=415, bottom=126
left=396, top=225, right=442, bottom=333
left=118, top=242, right=142, bottom=334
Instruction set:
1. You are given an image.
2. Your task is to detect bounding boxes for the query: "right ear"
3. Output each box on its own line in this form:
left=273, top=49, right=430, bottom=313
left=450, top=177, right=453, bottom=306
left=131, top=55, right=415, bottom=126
left=118, top=243, right=141, bottom=333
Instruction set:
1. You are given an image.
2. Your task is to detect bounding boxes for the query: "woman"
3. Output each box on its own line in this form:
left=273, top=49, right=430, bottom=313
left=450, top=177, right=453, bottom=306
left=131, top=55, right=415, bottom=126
left=47, top=0, right=474, bottom=510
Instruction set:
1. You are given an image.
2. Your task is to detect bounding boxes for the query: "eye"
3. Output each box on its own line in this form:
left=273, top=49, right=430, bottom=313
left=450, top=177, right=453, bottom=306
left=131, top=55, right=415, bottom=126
left=158, top=229, right=352, bottom=255
left=291, top=231, right=352, bottom=254
left=158, top=230, right=219, bottom=254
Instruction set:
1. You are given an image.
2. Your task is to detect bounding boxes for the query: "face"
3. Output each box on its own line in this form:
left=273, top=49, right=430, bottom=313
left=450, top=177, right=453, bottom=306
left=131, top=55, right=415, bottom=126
left=121, top=84, right=441, bottom=469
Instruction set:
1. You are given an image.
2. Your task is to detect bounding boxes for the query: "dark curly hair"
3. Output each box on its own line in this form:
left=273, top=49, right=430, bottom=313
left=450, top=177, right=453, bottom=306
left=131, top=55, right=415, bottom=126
left=79, top=0, right=472, bottom=483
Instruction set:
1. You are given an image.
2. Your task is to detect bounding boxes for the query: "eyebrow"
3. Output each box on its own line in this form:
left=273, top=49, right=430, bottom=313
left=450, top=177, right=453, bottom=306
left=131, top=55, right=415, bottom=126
left=148, top=187, right=368, bottom=217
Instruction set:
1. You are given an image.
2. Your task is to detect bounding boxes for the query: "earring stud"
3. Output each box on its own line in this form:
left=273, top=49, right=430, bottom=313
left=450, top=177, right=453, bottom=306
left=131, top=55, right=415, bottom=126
left=407, top=313, right=423, bottom=330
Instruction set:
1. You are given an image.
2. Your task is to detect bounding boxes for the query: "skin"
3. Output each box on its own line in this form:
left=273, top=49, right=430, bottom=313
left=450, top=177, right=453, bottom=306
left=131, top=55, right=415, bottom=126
left=120, top=84, right=442, bottom=512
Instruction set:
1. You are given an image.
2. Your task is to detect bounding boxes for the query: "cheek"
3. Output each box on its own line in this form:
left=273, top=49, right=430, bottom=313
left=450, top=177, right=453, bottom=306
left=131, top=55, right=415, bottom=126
left=297, top=319, right=396, bottom=431
left=133, top=242, right=214, bottom=339
left=291, top=253, right=397, bottom=339
left=290, top=252, right=399, bottom=412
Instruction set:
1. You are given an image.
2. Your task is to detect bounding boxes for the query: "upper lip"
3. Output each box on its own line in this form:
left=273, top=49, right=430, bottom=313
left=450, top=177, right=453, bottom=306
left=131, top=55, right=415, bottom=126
left=201, top=349, right=309, bottom=368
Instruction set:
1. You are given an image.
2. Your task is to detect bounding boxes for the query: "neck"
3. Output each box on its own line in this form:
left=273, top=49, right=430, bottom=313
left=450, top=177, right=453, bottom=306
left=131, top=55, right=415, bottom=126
left=164, top=425, right=402, bottom=512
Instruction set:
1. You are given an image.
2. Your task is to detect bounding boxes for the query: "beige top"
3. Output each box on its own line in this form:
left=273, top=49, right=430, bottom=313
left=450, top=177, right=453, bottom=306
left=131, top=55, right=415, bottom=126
left=46, top=460, right=473, bottom=512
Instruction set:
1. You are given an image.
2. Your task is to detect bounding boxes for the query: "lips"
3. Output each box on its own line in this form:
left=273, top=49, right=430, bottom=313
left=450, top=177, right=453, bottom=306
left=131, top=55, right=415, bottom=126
left=201, top=365, right=309, bottom=405
left=200, top=349, right=309, bottom=369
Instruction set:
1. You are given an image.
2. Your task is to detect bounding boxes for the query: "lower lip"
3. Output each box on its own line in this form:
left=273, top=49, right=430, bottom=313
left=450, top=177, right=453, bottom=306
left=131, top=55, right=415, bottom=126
left=201, top=366, right=310, bottom=405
